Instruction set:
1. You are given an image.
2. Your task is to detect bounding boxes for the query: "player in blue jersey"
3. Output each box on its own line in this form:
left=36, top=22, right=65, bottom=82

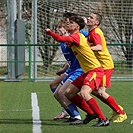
left=50, top=18, right=84, bottom=124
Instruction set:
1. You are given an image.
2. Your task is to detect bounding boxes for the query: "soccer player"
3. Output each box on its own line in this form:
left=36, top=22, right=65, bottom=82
left=45, top=15, right=109, bottom=127
left=51, top=12, right=89, bottom=121
left=49, top=19, right=87, bottom=124
left=82, top=12, right=127, bottom=123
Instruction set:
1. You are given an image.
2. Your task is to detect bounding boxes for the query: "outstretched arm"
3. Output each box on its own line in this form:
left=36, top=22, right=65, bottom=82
left=45, top=29, right=74, bottom=43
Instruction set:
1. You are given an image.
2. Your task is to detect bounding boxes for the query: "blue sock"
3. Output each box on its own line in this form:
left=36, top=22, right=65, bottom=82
left=68, top=103, right=80, bottom=117
left=65, top=108, right=73, bottom=118
left=51, top=88, right=56, bottom=93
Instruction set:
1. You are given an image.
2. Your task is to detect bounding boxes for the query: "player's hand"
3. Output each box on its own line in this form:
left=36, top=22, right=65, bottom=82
left=56, top=62, right=69, bottom=75
left=44, top=28, right=50, bottom=33
left=56, top=70, right=64, bottom=76
left=82, top=16, right=87, bottom=25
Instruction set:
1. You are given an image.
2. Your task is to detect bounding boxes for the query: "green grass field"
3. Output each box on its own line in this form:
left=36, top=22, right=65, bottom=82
left=0, top=81, right=133, bottom=133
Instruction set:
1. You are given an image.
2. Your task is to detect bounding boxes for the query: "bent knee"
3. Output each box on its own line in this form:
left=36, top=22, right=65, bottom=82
left=49, top=82, right=55, bottom=89
left=64, top=90, right=73, bottom=99
left=97, top=89, right=105, bottom=96
left=64, top=90, right=69, bottom=98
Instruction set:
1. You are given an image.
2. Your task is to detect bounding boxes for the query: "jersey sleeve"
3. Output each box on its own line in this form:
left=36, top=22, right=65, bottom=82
left=47, top=30, right=80, bottom=46
left=91, top=33, right=102, bottom=45
left=69, top=33, right=80, bottom=45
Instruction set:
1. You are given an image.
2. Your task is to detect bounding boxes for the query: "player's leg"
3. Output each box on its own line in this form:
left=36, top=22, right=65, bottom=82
left=80, top=85, right=109, bottom=127
left=50, top=73, right=69, bottom=120
left=59, top=68, right=85, bottom=124
left=54, top=80, right=82, bottom=124
left=79, top=68, right=109, bottom=126
left=65, top=73, right=98, bottom=125
left=97, top=86, right=127, bottom=122
left=53, top=84, right=69, bottom=120
left=95, top=69, right=127, bottom=122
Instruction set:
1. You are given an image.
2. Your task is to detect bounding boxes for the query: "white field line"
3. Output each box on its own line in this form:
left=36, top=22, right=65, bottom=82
left=31, top=93, right=42, bottom=133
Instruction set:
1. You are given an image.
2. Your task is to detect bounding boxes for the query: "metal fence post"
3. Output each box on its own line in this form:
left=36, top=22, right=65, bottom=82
left=5, top=0, right=17, bottom=81
left=30, top=0, right=37, bottom=82
left=5, top=0, right=25, bottom=81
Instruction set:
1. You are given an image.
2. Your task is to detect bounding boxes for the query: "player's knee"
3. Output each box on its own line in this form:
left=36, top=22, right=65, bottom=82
left=49, top=81, right=54, bottom=89
left=64, top=90, right=68, bottom=98
left=98, top=89, right=105, bottom=96
left=80, top=91, right=85, bottom=98
left=58, top=90, right=64, bottom=97
left=64, top=90, right=71, bottom=99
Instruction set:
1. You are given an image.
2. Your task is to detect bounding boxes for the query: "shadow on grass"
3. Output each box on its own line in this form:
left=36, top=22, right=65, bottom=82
left=0, top=118, right=33, bottom=125
left=0, top=118, right=78, bottom=126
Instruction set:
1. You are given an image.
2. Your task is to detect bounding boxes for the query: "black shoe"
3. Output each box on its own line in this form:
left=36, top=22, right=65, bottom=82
left=104, top=119, right=110, bottom=126
left=64, top=117, right=74, bottom=122
left=93, top=118, right=110, bottom=127
left=83, top=114, right=97, bottom=124
left=70, top=118, right=83, bottom=125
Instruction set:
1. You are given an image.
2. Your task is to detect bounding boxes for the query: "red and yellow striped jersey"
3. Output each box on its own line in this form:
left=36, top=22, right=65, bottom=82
left=47, top=30, right=102, bottom=73
left=88, top=27, right=114, bottom=70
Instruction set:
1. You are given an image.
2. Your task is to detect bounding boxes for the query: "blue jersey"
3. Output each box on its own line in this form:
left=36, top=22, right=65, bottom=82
left=80, top=30, right=88, bottom=37
left=60, top=42, right=81, bottom=69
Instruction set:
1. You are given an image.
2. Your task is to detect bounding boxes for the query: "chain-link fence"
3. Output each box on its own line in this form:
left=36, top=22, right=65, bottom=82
left=0, top=0, right=133, bottom=81
left=0, top=2, right=7, bottom=78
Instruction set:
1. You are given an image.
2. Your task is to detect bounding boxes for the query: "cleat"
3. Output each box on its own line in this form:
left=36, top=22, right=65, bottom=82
left=109, top=105, right=123, bottom=121
left=70, top=118, right=83, bottom=125
left=83, top=114, right=97, bottom=124
left=64, top=117, right=83, bottom=125
left=93, top=118, right=110, bottom=127
left=113, top=113, right=127, bottom=122
left=64, top=117, right=74, bottom=122
left=64, top=117, right=77, bottom=122
left=53, top=112, right=70, bottom=120
left=104, top=119, right=110, bottom=126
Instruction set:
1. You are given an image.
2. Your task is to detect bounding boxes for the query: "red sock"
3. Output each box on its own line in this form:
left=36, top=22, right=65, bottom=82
left=69, top=94, right=94, bottom=115
left=105, top=96, right=125, bottom=114
left=87, top=98, right=106, bottom=120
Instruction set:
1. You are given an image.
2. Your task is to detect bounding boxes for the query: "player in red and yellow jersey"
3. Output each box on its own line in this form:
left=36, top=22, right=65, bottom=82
left=83, top=12, right=127, bottom=123
left=45, top=15, right=109, bottom=127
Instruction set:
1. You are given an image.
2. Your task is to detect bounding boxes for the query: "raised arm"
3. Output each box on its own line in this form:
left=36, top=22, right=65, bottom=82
left=45, top=29, right=74, bottom=43
left=45, top=29, right=80, bottom=46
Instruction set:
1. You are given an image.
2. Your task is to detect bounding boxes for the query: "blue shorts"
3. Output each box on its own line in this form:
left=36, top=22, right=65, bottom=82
left=61, top=67, right=84, bottom=84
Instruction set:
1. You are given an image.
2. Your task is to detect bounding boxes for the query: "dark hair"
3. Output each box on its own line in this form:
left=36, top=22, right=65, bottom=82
left=63, top=12, right=77, bottom=18
left=93, top=12, right=102, bottom=26
left=69, top=16, right=85, bottom=30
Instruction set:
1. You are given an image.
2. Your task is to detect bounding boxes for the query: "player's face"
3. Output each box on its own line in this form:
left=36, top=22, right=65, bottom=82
left=66, top=20, right=79, bottom=33
left=87, top=13, right=99, bottom=26
left=56, top=26, right=67, bottom=36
